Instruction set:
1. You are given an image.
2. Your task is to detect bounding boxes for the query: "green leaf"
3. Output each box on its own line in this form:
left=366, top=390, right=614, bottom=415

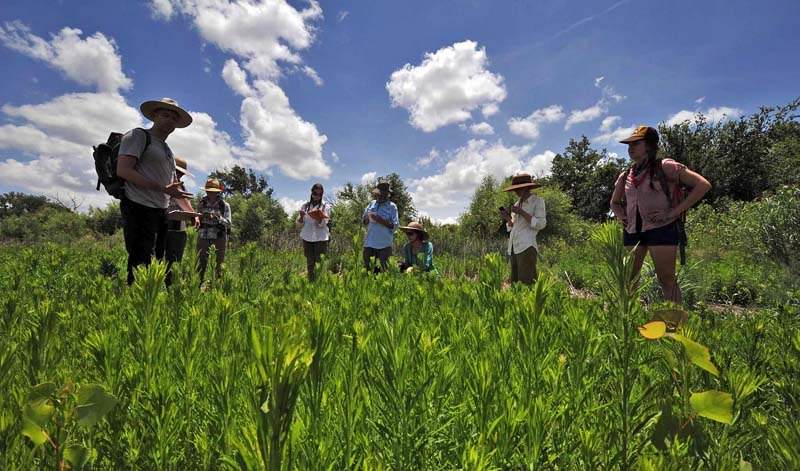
left=24, top=401, right=55, bottom=427
left=652, top=309, right=688, bottom=330
left=21, top=415, right=50, bottom=446
left=64, top=444, right=90, bottom=468
left=75, top=384, right=117, bottom=427
left=690, top=390, right=734, bottom=424
left=28, top=382, right=57, bottom=405
left=668, top=333, right=720, bottom=376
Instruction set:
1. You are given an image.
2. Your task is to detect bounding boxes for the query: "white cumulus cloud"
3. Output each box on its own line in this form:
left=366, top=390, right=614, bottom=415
left=666, top=106, right=743, bottom=126
left=386, top=40, right=507, bottom=132
left=360, top=171, right=377, bottom=185
left=469, top=122, right=495, bottom=135
left=600, top=115, right=621, bottom=132
left=415, top=148, right=439, bottom=168
left=0, top=21, right=132, bottom=93
left=507, top=105, right=565, bottom=141
left=565, top=76, right=625, bottom=129
left=409, top=139, right=555, bottom=221
left=594, top=125, right=637, bottom=145
left=154, top=1, right=330, bottom=180
left=278, top=196, right=306, bottom=215
left=0, top=93, right=142, bottom=207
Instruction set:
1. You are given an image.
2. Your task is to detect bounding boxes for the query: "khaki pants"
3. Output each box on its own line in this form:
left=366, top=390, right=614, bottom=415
left=197, top=235, right=227, bottom=280
left=510, top=246, right=538, bottom=285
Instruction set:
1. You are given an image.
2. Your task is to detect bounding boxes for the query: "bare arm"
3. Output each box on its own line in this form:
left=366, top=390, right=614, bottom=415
left=672, top=169, right=711, bottom=216
left=610, top=174, right=627, bottom=224
left=117, top=155, right=191, bottom=198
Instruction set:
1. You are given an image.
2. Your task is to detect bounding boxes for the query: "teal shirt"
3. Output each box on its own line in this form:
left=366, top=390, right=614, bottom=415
left=402, top=241, right=436, bottom=272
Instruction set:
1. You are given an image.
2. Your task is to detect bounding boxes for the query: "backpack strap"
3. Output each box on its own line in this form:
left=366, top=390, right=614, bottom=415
left=654, top=160, right=673, bottom=208
left=656, top=160, right=688, bottom=265
left=135, top=128, right=152, bottom=157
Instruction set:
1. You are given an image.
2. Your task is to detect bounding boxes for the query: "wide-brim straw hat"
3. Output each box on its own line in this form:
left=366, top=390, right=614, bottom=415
left=399, top=221, right=428, bottom=239
left=503, top=173, right=541, bottom=192
left=140, top=97, right=193, bottom=128
left=203, top=178, right=224, bottom=193
left=174, top=156, right=193, bottom=177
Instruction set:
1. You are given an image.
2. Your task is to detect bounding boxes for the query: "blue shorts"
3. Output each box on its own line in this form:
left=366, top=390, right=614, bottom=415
left=624, top=222, right=679, bottom=247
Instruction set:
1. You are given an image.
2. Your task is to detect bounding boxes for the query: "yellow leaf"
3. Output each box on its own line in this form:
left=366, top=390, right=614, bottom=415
left=639, top=321, right=667, bottom=340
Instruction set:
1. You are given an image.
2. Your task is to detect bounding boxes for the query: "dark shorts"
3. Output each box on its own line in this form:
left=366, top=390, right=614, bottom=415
left=624, top=222, right=679, bottom=247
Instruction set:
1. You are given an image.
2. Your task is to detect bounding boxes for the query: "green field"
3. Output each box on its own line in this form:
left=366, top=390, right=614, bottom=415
left=1, top=223, right=798, bottom=470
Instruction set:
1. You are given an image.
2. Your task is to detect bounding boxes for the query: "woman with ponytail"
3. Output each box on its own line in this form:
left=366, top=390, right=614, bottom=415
left=610, top=126, right=711, bottom=304
left=297, top=183, right=331, bottom=280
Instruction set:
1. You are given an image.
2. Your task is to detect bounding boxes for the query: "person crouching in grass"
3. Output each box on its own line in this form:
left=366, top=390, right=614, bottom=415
left=500, top=173, right=547, bottom=285
left=398, top=221, right=437, bottom=274
left=196, top=178, right=231, bottom=281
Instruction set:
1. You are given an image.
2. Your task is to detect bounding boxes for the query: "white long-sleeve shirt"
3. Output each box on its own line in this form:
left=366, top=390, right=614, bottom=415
left=298, top=201, right=331, bottom=242
left=506, top=194, right=547, bottom=255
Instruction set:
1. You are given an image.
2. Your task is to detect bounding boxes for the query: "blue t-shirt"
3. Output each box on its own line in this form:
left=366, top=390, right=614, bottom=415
left=363, top=200, right=399, bottom=249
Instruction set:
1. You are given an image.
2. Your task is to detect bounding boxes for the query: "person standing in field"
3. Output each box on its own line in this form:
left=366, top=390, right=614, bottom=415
left=155, top=157, right=199, bottom=286
left=362, top=182, right=399, bottom=273
left=117, top=97, right=193, bottom=285
left=500, top=173, right=547, bottom=285
left=610, top=126, right=711, bottom=304
left=297, top=183, right=332, bottom=280
left=398, top=221, right=437, bottom=274
left=196, top=178, right=231, bottom=281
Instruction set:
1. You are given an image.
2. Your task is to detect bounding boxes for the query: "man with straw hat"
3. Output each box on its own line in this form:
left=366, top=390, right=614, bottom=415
left=500, top=173, right=547, bottom=285
left=196, top=178, right=231, bottom=281
left=155, top=157, right=200, bottom=286
left=362, top=181, right=399, bottom=272
left=117, top=97, right=193, bottom=285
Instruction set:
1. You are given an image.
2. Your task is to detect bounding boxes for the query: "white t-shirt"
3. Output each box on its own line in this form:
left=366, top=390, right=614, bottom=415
left=299, top=201, right=331, bottom=242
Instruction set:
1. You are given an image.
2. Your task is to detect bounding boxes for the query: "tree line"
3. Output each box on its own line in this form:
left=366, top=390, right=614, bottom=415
left=2, top=98, right=798, bottom=249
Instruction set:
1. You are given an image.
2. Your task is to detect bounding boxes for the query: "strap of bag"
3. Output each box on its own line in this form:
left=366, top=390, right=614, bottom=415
left=655, top=160, right=688, bottom=265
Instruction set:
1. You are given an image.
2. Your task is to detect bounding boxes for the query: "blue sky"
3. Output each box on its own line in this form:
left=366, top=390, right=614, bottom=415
left=1, top=0, right=798, bottom=222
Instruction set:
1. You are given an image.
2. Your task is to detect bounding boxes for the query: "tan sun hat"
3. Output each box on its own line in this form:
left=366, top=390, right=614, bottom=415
left=503, top=173, right=541, bottom=192
left=174, top=157, right=193, bottom=177
left=203, top=178, right=224, bottom=193
left=399, top=221, right=428, bottom=240
left=619, top=125, right=659, bottom=144
left=140, top=97, right=193, bottom=128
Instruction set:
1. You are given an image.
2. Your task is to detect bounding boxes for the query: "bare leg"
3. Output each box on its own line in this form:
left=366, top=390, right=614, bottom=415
left=626, top=244, right=649, bottom=288
left=648, top=245, right=681, bottom=304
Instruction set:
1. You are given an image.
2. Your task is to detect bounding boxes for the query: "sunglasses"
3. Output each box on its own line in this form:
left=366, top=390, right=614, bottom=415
left=311, top=191, right=323, bottom=196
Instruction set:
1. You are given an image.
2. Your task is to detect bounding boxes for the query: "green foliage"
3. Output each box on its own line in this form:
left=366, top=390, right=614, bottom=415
left=208, top=165, right=272, bottom=197
left=223, top=193, right=290, bottom=245
left=0, top=230, right=797, bottom=469
left=550, top=136, right=626, bottom=221
left=458, top=175, right=588, bottom=253
left=0, top=206, right=88, bottom=243
left=86, top=202, right=123, bottom=236
left=0, top=192, right=67, bottom=218
left=658, top=98, right=800, bottom=202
